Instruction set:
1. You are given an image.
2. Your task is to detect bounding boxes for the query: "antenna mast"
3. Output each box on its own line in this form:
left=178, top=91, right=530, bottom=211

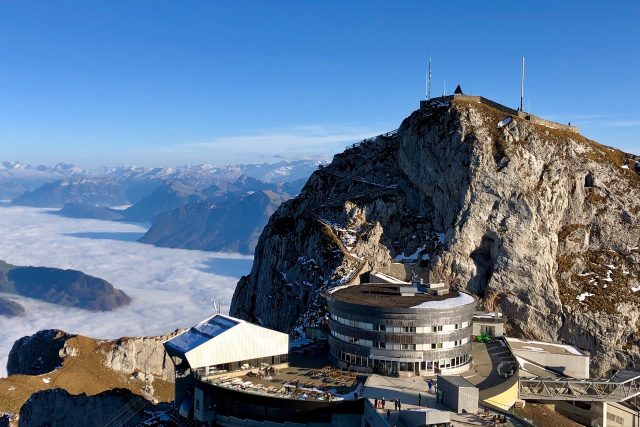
left=426, top=54, right=432, bottom=99
left=520, top=57, right=525, bottom=112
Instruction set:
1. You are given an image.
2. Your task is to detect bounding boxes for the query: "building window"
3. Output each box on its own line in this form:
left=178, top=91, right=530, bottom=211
left=374, top=324, right=386, bottom=331
left=401, top=343, right=416, bottom=350
left=374, top=341, right=386, bottom=349
left=431, top=342, right=443, bottom=349
left=402, top=326, right=416, bottom=333
left=432, top=325, right=443, bottom=332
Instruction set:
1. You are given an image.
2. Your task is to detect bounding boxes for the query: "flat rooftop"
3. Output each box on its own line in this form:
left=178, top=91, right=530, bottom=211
left=329, top=283, right=474, bottom=309
left=505, top=337, right=585, bottom=356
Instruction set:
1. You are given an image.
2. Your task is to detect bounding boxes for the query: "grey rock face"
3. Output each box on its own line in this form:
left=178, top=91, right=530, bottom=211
left=7, top=329, right=180, bottom=382
left=7, top=330, right=73, bottom=375
left=18, top=388, right=163, bottom=427
left=230, top=99, right=640, bottom=376
left=101, top=330, right=181, bottom=381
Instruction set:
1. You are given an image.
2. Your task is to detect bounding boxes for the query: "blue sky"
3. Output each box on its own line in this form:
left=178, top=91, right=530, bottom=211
left=0, top=1, right=638, bottom=167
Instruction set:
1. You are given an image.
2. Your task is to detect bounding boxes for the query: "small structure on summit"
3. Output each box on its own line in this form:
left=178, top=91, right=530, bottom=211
left=453, top=84, right=464, bottom=95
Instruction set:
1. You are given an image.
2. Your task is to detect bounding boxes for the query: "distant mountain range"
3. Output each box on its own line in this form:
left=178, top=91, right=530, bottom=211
left=3, top=159, right=322, bottom=203
left=3, top=159, right=320, bottom=254
left=140, top=188, right=292, bottom=253
left=0, top=161, right=86, bottom=200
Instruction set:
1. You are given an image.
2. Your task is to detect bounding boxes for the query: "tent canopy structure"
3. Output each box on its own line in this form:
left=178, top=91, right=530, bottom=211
left=163, top=314, right=289, bottom=370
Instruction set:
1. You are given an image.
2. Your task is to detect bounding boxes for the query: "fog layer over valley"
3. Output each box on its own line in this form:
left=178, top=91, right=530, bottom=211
left=0, top=205, right=252, bottom=375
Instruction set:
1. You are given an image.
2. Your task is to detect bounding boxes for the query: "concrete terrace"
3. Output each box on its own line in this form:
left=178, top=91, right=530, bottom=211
left=464, top=341, right=516, bottom=389
left=362, top=375, right=524, bottom=427
left=199, top=363, right=360, bottom=402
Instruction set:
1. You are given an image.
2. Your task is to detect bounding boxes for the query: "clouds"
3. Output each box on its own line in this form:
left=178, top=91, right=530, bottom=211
left=159, top=124, right=387, bottom=165
left=544, top=113, right=640, bottom=128
left=0, top=206, right=253, bottom=376
left=609, top=120, right=640, bottom=128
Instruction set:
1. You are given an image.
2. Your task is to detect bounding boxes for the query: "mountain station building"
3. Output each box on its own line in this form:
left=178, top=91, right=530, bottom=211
left=326, top=279, right=476, bottom=377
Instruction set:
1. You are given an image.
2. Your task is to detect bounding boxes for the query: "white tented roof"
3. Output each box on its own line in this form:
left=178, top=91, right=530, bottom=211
left=163, top=314, right=289, bottom=369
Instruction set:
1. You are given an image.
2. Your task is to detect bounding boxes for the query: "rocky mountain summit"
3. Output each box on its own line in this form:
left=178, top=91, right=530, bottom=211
left=231, top=96, right=640, bottom=376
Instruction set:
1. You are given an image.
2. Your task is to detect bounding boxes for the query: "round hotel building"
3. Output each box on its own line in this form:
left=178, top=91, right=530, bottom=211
left=326, top=282, right=476, bottom=377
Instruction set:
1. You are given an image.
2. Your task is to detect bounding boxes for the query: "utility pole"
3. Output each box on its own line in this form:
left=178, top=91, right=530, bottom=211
left=520, top=57, right=525, bottom=112
left=426, top=54, right=432, bottom=99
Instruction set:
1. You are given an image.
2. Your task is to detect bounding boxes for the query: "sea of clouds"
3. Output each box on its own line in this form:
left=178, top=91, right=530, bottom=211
left=0, top=205, right=253, bottom=376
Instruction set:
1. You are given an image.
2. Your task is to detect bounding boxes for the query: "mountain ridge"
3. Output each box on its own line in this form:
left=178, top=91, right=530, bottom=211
left=230, top=96, right=640, bottom=376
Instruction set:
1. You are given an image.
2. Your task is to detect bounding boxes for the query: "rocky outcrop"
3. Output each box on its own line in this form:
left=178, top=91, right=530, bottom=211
left=1, top=264, right=131, bottom=311
left=0, top=296, right=25, bottom=317
left=18, top=388, right=166, bottom=427
left=55, top=203, right=125, bottom=220
left=101, top=330, right=182, bottom=381
left=1, top=329, right=178, bottom=423
left=7, top=330, right=74, bottom=375
left=7, top=328, right=179, bottom=380
left=231, top=97, right=640, bottom=375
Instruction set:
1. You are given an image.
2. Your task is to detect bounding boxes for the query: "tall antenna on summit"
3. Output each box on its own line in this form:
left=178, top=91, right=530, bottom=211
left=426, top=54, right=432, bottom=99
left=520, top=57, right=525, bottom=112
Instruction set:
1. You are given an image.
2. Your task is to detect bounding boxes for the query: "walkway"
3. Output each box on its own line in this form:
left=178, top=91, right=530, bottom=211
left=362, top=375, right=492, bottom=426
left=464, top=341, right=516, bottom=390
left=518, top=370, right=640, bottom=402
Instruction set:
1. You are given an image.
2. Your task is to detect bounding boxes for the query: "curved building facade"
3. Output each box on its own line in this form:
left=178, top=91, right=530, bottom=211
left=326, top=283, right=476, bottom=376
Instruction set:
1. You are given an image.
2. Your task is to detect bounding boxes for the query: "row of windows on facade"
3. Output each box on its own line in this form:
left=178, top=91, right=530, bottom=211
left=331, top=314, right=469, bottom=333
left=193, top=354, right=288, bottom=377
left=334, top=348, right=470, bottom=371
left=331, top=330, right=468, bottom=350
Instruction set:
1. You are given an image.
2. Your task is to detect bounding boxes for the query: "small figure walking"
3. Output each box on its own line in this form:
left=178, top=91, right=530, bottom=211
left=428, top=379, right=433, bottom=392
left=387, top=409, right=391, bottom=420
left=394, top=399, right=397, bottom=411
left=418, top=392, right=422, bottom=406
left=382, top=397, right=385, bottom=409
left=374, top=398, right=378, bottom=410
left=398, top=398, right=402, bottom=410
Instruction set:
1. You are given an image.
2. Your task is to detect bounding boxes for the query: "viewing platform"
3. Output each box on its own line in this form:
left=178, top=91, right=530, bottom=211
left=420, top=94, right=580, bottom=134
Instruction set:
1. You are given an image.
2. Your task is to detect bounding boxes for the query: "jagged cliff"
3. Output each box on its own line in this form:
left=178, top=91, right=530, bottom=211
left=19, top=388, right=168, bottom=427
left=0, top=329, right=179, bottom=424
left=230, top=97, right=640, bottom=376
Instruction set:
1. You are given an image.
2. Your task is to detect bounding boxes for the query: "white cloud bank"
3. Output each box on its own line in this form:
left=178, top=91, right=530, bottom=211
left=0, top=206, right=253, bottom=376
left=154, top=124, right=389, bottom=165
